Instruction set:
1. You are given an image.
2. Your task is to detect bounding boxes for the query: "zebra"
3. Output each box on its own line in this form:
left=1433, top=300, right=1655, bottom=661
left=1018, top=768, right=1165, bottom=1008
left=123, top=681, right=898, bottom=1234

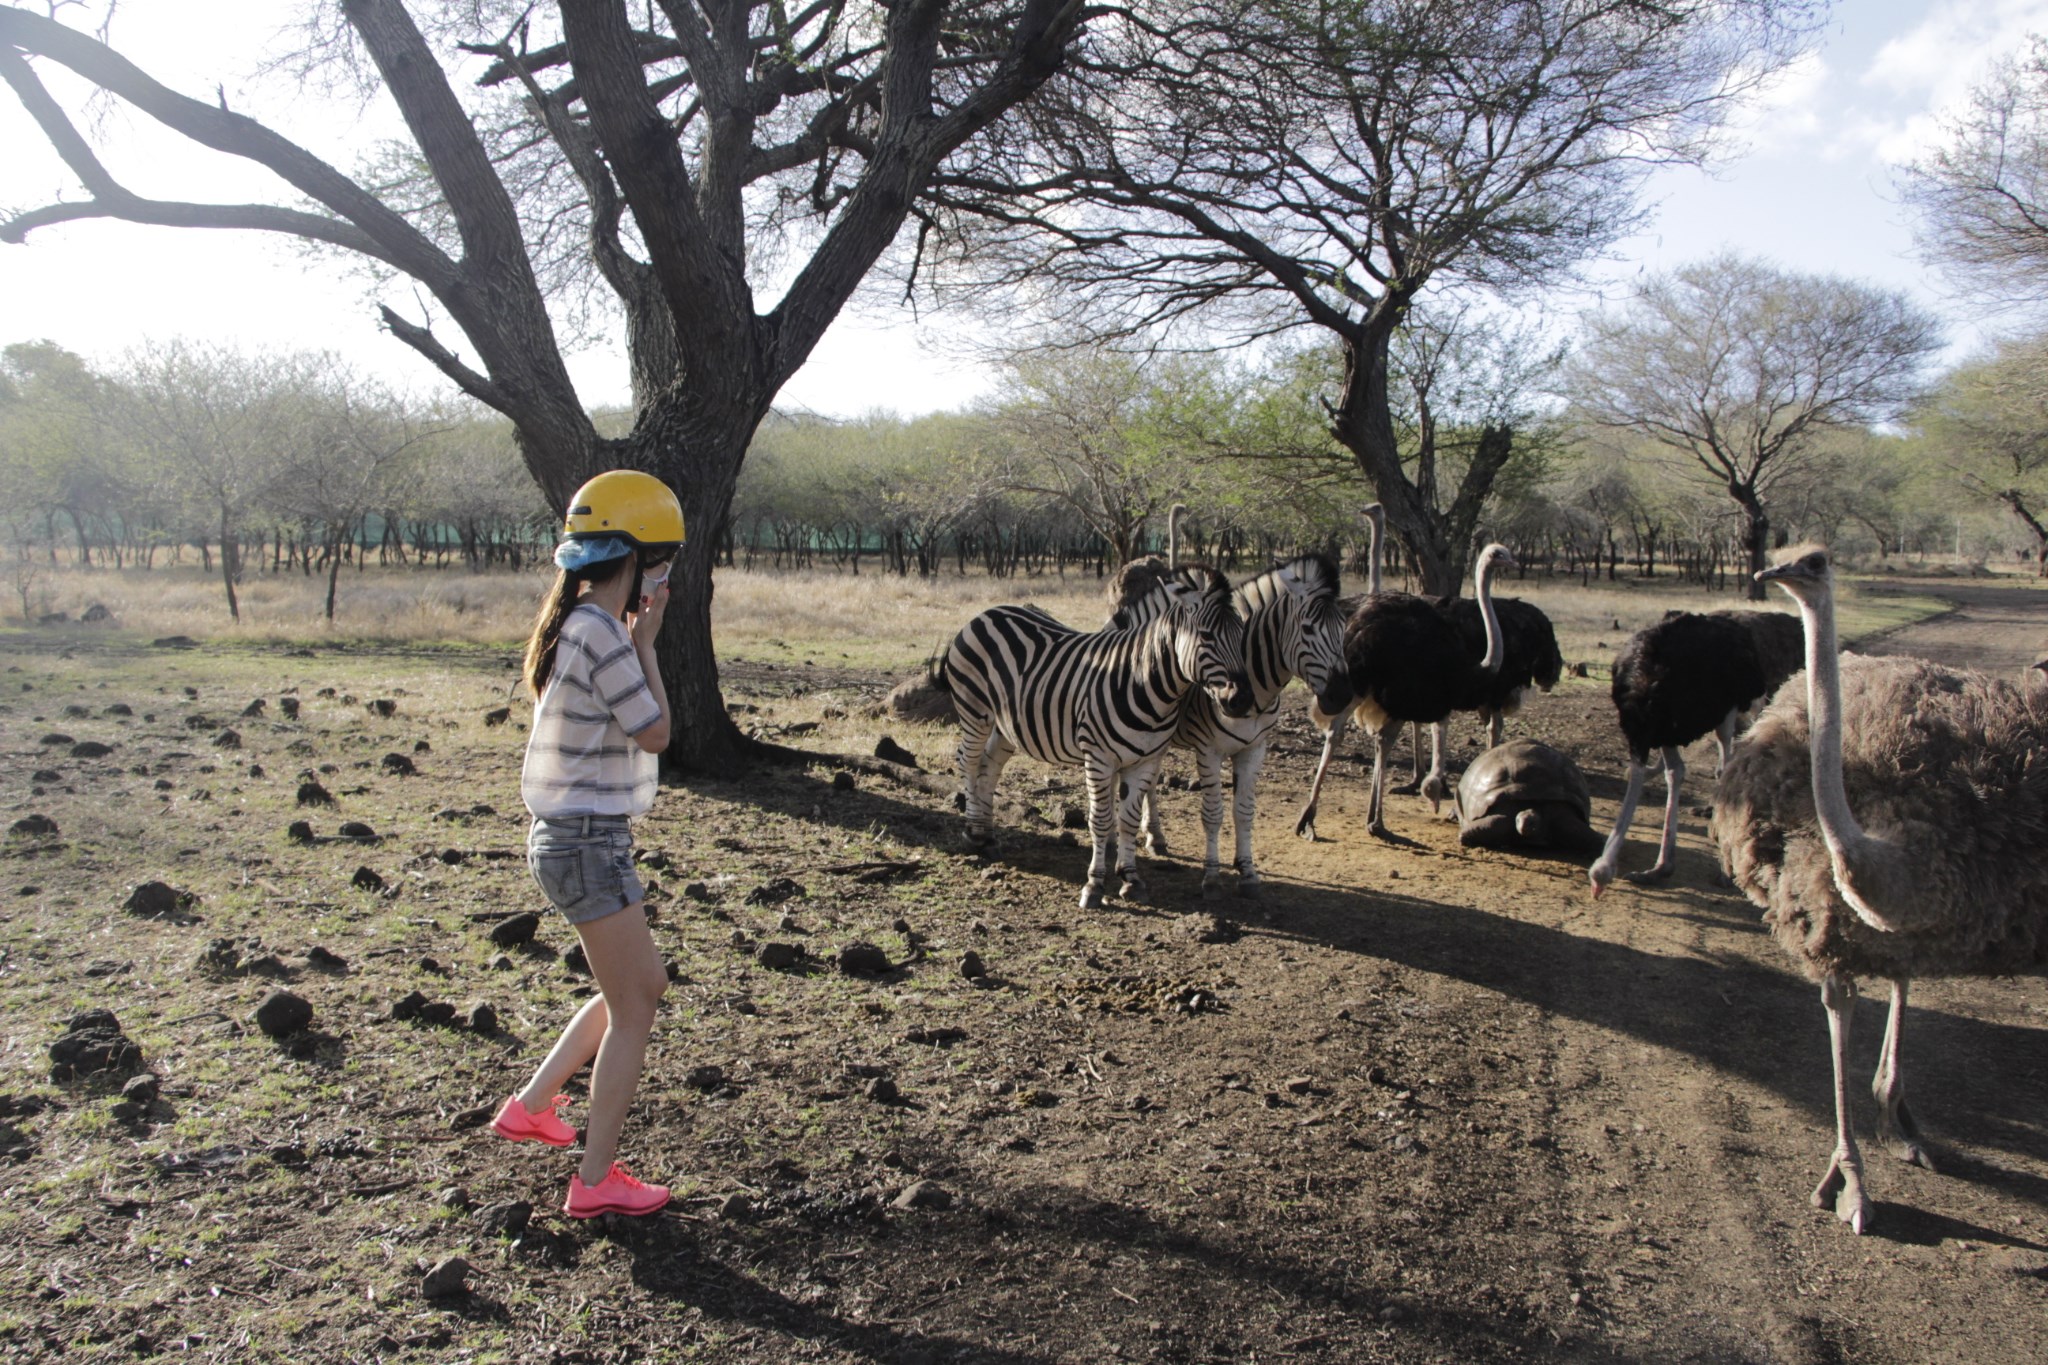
left=1112, top=555, right=1354, bottom=894
left=937, top=565, right=1255, bottom=909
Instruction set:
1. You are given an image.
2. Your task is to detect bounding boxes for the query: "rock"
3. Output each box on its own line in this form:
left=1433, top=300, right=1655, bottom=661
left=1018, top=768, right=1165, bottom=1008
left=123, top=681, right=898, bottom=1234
left=367, top=699, right=399, bottom=718
left=439, top=1186, right=472, bottom=1212
left=211, top=730, right=241, bottom=750
left=151, top=635, right=198, bottom=648
left=959, top=950, right=987, bottom=980
left=413, top=739, right=431, bottom=754
left=891, top=1180, right=952, bottom=1211
left=306, top=945, right=347, bottom=971
left=865, top=1076, right=900, bottom=1103
left=8, top=814, right=58, bottom=838
left=279, top=697, right=300, bottom=720
left=252, top=990, right=313, bottom=1038
left=465, top=1002, right=498, bottom=1035
left=350, top=866, right=385, bottom=892
left=121, top=1075, right=160, bottom=1106
left=40, top=732, right=75, bottom=746
left=684, top=1065, right=725, bottom=1092
left=563, top=944, right=590, bottom=975
left=248, top=763, right=264, bottom=778
left=489, top=954, right=514, bottom=971
left=109, top=1099, right=146, bottom=1124
left=105, top=703, right=132, bottom=717
left=482, top=707, right=511, bottom=727
left=488, top=912, right=540, bottom=948
left=417, top=1001, right=457, bottom=1026
left=474, top=1200, right=531, bottom=1238
left=70, top=740, right=114, bottom=759
left=756, top=941, right=804, bottom=971
left=745, top=877, right=805, bottom=906
left=874, top=735, right=919, bottom=768
left=837, top=942, right=892, bottom=976
left=240, top=699, right=267, bottom=717
left=831, top=771, right=856, bottom=792
left=296, top=780, right=335, bottom=806
left=195, top=938, right=245, bottom=976
left=390, top=990, right=429, bottom=1022
left=31, top=769, right=60, bottom=783
left=718, top=1192, right=753, bottom=1221
left=49, top=1010, right=143, bottom=1082
left=338, top=821, right=378, bottom=839
left=286, top=820, right=315, bottom=844
left=682, top=881, right=716, bottom=903
left=182, top=715, right=214, bottom=731
left=123, top=881, right=193, bottom=920
left=380, top=753, right=416, bottom=776
left=1174, top=911, right=1241, bottom=944
left=81, top=603, right=111, bottom=623
left=239, top=953, right=290, bottom=979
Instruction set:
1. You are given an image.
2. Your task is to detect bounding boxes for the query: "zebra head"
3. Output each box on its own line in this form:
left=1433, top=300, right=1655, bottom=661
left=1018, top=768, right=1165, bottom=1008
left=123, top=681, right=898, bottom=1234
left=1270, top=554, right=1354, bottom=717
left=1169, top=565, right=1255, bottom=719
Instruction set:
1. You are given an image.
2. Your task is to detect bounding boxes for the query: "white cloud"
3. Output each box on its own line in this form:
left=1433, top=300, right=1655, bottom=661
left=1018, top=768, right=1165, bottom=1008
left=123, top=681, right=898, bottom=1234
left=1861, top=0, right=2048, bottom=163
left=1726, top=49, right=1831, bottom=144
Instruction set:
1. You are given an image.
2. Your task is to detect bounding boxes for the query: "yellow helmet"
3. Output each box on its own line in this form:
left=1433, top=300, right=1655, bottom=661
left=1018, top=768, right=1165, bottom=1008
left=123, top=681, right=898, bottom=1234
left=562, top=470, right=685, bottom=547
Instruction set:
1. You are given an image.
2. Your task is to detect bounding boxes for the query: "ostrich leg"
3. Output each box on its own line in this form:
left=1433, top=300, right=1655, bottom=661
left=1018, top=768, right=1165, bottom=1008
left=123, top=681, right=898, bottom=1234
left=1365, top=725, right=1397, bottom=840
left=1420, top=721, right=1451, bottom=813
left=1392, top=720, right=1426, bottom=795
left=1625, top=746, right=1685, bottom=885
left=1488, top=710, right=1505, bottom=748
left=1813, top=974, right=1874, bottom=1233
left=1872, top=978, right=1936, bottom=1169
left=1296, top=708, right=1352, bottom=839
left=1713, top=709, right=1738, bottom=779
left=1589, top=758, right=1652, bottom=896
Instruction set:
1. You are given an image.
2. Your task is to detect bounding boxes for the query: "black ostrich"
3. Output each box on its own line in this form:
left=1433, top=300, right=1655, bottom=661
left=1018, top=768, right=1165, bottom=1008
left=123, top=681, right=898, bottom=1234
left=1297, top=528, right=1516, bottom=841
left=1587, top=607, right=1804, bottom=895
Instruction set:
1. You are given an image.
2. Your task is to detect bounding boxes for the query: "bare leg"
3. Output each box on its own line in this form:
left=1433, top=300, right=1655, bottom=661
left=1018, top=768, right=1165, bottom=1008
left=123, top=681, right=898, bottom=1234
left=1488, top=711, right=1505, bottom=748
left=1419, top=721, right=1450, bottom=813
left=1812, top=974, right=1874, bottom=1233
left=1873, top=979, right=1935, bottom=1169
left=1296, top=707, right=1352, bottom=839
left=1392, top=720, right=1425, bottom=795
left=1625, top=746, right=1685, bottom=885
left=1230, top=742, right=1267, bottom=894
left=518, top=993, right=609, bottom=1112
left=1588, top=757, right=1651, bottom=895
left=1195, top=746, right=1227, bottom=895
left=1713, top=710, right=1737, bottom=780
left=1366, top=725, right=1395, bottom=840
left=1080, top=752, right=1117, bottom=909
left=574, top=903, right=669, bottom=1186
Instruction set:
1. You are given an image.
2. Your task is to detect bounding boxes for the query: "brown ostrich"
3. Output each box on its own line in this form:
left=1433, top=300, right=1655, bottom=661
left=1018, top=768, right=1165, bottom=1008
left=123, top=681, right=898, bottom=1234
left=1711, top=545, right=2048, bottom=1233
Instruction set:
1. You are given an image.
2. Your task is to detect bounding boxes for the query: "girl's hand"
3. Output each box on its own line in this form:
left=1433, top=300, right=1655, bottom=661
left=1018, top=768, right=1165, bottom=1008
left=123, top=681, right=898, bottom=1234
left=630, top=579, right=669, bottom=646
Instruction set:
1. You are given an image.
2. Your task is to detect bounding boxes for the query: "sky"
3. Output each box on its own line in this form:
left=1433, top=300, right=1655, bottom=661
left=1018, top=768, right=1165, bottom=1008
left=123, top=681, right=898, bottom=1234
left=3, top=1, right=2046, bottom=418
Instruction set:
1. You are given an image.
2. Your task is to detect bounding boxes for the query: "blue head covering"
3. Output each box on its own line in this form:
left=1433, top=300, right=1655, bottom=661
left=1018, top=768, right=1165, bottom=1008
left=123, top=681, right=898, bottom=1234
left=555, top=535, right=632, bottom=573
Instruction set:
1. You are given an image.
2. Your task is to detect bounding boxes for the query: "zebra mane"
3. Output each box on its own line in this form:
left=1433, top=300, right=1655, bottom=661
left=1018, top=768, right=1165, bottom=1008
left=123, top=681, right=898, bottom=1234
left=1105, top=560, right=1233, bottom=630
left=1244, top=553, right=1341, bottom=606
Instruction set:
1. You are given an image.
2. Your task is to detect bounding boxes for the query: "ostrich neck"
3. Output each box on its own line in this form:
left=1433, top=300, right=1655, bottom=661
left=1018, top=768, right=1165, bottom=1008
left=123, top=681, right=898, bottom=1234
left=1366, top=517, right=1384, bottom=596
left=1475, top=557, right=1504, bottom=673
left=1796, top=593, right=1916, bottom=933
left=1168, top=507, right=1182, bottom=570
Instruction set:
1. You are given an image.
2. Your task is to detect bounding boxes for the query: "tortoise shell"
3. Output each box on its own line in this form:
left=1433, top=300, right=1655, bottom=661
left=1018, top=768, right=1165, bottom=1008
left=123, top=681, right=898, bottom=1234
left=1456, top=740, right=1599, bottom=851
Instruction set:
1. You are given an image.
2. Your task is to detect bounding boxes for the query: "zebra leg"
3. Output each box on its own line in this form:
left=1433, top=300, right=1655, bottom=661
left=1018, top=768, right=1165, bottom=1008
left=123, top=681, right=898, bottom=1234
left=1295, top=708, right=1351, bottom=840
left=1117, top=755, right=1166, bottom=901
left=1231, top=742, right=1268, bottom=894
left=955, top=716, right=998, bottom=844
left=1079, top=753, right=1118, bottom=910
left=1140, top=784, right=1169, bottom=859
left=1195, top=746, right=1226, bottom=896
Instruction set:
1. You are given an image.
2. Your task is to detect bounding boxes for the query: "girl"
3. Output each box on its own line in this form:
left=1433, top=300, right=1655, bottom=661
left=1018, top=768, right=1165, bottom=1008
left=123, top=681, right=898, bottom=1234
left=491, top=470, right=683, bottom=1218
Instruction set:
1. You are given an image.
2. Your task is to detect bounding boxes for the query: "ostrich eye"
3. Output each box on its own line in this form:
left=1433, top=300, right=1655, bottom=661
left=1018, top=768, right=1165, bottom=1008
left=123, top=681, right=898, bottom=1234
left=1806, top=554, right=1826, bottom=572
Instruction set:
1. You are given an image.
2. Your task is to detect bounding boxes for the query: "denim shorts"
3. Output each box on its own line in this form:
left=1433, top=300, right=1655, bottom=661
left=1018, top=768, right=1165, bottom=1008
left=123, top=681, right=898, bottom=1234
left=527, top=816, right=645, bottom=925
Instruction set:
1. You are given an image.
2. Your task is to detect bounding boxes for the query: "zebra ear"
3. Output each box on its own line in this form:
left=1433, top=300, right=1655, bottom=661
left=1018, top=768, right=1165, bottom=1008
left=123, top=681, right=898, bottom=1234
left=1274, top=566, right=1306, bottom=600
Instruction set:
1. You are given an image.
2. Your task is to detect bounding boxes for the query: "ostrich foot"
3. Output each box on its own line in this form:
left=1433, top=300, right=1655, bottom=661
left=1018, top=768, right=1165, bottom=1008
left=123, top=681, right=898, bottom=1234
left=1623, top=863, right=1675, bottom=886
left=1877, top=1102, right=1938, bottom=1171
left=1366, top=822, right=1415, bottom=847
left=1079, top=881, right=1107, bottom=910
left=1117, top=869, right=1149, bottom=902
left=1295, top=807, right=1319, bottom=840
left=1389, top=779, right=1423, bottom=796
left=1811, top=1151, right=1874, bottom=1234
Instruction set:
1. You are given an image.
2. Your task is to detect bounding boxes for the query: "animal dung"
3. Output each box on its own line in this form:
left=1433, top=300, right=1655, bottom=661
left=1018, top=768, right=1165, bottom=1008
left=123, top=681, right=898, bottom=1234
left=122, top=881, right=193, bottom=920
left=8, top=814, right=58, bottom=839
left=49, top=1009, right=143, bottom=1082
left=367, top=698, right=398, bottom=718
left=837, top=942, right=892, bottom=976
left=350, top=866, right=385, bottom=892
left=251, top=990, right=313, bottom=1038
left=380, top=752, right=417, bottom=776
left=487, top=912, right=540, bottom=948
left=212, top=730, right=241, bottom=749
left=874, top=735, right=919, bottom=768
left=482, top=707, right=511, bottom=727
left=296, top=780, right=335, bottom=806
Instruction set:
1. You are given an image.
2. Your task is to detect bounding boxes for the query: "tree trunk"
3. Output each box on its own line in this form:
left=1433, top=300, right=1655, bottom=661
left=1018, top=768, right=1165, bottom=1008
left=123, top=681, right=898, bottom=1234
left=218, top=507, right=240, bottom=622
left=1735, top=488, right=1770, bottom=602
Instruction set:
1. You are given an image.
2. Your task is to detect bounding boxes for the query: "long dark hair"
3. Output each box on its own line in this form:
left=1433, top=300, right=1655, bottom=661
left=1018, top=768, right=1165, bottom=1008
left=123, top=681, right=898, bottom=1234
left=521, top=546, right=676, bottom=699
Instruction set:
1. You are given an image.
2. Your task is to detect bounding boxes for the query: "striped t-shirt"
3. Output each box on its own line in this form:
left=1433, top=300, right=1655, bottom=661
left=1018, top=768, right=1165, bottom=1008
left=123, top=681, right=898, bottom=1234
left=521, top=603, right=662, bottom=817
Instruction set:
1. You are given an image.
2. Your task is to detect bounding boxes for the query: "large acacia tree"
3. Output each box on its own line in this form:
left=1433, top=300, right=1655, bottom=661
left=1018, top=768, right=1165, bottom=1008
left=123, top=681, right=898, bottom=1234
left=913, top=0, right=1819, bottom=595
left=1567, top=255, right=1943, bottom=598
left=0, top=0, right=1087, bottom=767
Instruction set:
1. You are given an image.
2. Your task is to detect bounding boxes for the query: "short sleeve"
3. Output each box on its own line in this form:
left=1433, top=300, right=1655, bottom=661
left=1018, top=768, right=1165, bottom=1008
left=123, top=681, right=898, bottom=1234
left=584, top=622, right=662, bottom=736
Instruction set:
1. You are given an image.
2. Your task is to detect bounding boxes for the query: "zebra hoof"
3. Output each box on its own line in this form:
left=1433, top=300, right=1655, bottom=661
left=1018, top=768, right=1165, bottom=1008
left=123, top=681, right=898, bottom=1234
left=1200, top=876, right=1223, bottom=900
left=1079, top=883, right=1106, bottom=910
left=964, top=824, right=993, bottom=846
left=1117, top=874, right=1148, bottom=902
left=1236, top=876, right=1263, bottom=898
left=1142, top=837, right=1169, bottom=859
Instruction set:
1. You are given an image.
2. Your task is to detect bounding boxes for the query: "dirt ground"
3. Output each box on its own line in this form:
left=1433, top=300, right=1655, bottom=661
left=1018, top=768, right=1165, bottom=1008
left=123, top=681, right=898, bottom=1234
left=2, top=577, right=2045, bottom=1364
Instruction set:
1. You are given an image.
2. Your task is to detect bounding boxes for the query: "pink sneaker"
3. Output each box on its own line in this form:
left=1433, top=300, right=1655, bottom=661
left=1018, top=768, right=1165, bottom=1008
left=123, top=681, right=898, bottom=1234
left=491, top=1094, right=576, bottom=1148
left=564, top=1164, right=670, bottom=1218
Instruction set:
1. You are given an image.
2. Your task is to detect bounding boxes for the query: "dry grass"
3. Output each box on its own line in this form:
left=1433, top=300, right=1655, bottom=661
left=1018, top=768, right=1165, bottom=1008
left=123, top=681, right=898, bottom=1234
left=5, top=558, right=1960, bottom=670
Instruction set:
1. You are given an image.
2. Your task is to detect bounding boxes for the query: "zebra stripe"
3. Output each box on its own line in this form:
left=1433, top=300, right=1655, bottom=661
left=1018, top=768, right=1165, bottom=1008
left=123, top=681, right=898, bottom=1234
left=943, top=566, right=1250, bottom=909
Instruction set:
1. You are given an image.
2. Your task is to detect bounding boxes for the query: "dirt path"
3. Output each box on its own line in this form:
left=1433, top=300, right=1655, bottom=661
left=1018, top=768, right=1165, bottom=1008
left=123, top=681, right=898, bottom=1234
left=1854, top=578, right=2048, bottom=674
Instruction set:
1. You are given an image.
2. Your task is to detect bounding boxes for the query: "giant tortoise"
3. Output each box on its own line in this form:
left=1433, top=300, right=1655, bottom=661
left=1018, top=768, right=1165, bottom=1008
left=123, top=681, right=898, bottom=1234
left=1453, top=739, right=1603, bottom=853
